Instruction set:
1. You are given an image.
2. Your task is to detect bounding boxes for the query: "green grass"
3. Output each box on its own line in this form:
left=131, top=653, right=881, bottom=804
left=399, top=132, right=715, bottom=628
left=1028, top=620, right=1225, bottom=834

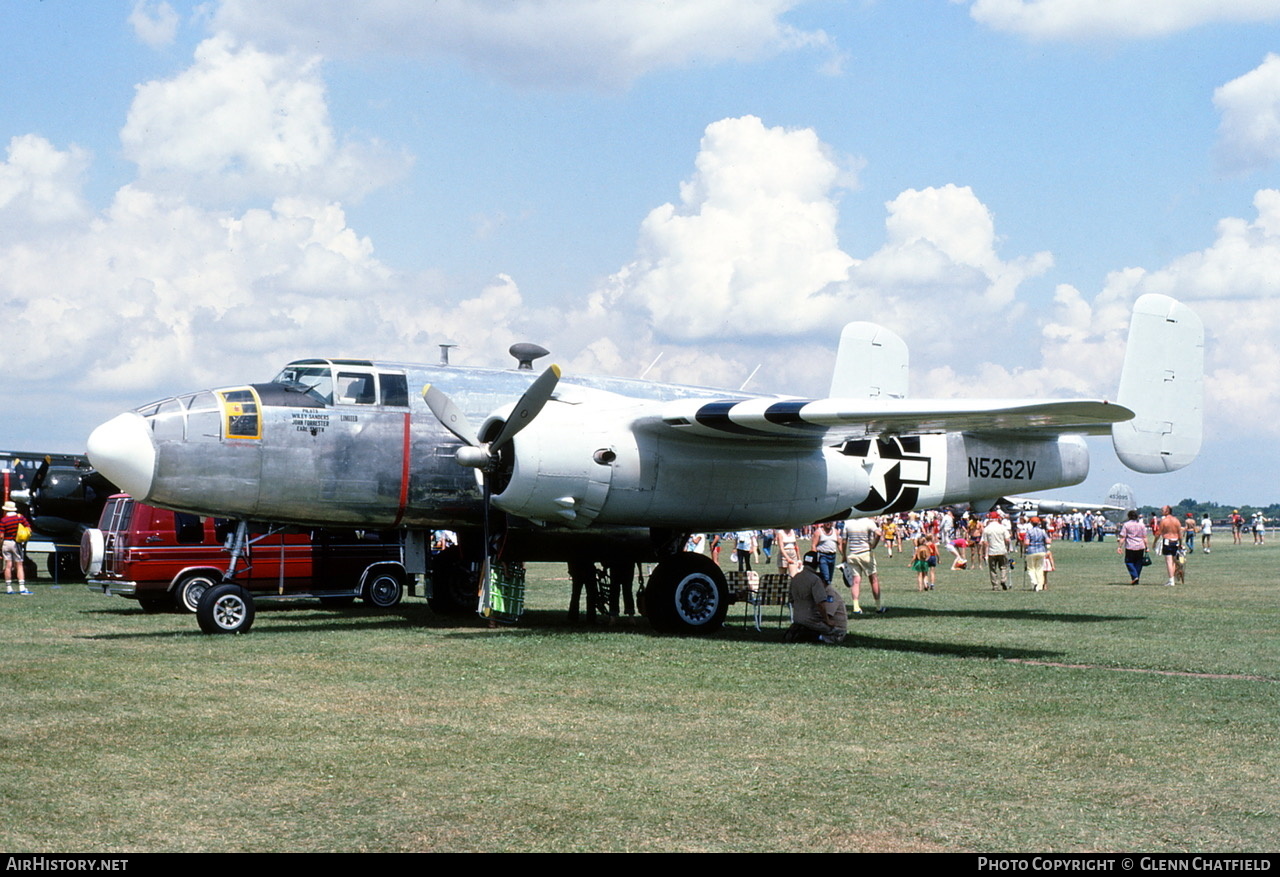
left=1, top=539, right=1276, bottom=852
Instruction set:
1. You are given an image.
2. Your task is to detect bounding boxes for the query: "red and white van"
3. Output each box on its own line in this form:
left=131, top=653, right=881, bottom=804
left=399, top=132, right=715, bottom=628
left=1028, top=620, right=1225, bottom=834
left=82, top=494, right=407, bottom=613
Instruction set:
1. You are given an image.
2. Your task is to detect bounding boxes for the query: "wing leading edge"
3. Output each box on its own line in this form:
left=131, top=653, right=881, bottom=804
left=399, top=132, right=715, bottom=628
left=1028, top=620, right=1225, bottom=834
left=656, top=397, right=1134, bottom=443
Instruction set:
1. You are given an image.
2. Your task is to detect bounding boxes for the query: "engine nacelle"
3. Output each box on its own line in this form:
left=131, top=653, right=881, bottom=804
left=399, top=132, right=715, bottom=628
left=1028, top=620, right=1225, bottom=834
left=491, top=401, right=873, bottom=530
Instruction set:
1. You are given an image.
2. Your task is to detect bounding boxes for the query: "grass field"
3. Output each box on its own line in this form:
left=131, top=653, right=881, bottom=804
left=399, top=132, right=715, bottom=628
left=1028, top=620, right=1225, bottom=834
left=1, top=538, right=1277, bottom=852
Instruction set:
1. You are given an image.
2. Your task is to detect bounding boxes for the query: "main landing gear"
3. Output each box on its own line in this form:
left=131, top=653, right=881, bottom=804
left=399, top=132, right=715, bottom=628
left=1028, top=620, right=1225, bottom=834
left=643, top=552, right=729, bottom=635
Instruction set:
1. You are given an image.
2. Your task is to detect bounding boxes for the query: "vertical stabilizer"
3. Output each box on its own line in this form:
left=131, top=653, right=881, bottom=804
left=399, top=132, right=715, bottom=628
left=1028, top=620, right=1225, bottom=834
left=1106, top=482, right=1135, bottom=511
left=1112, top=294, right=1204, bottom=473
left=829, top=322, right=909, bottom=399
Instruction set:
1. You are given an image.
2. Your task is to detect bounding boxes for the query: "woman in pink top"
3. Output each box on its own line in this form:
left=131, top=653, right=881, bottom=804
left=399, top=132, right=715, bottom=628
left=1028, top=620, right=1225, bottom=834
left=1116, top=510, right=1149, bottom=585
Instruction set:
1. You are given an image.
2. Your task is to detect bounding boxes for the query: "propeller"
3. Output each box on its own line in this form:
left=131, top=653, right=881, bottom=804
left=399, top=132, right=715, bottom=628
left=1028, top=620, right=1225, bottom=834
left=422, top=363, right=562, bottom=617
left=423, top=363, right=561, bottom=472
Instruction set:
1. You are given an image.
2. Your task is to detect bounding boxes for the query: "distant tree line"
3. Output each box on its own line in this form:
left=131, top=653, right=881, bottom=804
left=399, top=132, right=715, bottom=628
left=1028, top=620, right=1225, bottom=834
left=1135, top=500, right=1279, bottom=520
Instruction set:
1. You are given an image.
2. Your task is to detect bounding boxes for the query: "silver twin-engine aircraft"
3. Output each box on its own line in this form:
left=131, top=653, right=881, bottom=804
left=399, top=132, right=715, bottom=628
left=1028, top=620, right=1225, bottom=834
left=86, top=293, right=1203, bottom=634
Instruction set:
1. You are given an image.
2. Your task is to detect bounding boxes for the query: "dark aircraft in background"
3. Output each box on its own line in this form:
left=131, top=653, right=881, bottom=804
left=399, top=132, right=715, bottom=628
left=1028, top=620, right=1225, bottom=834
left=86, top=293, right=1203, bottom=634
left=1, top=452, right=117, bottom=580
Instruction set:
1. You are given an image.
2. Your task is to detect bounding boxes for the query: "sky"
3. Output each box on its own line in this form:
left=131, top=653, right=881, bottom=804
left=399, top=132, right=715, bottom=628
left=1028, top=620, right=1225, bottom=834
left=2, top=0, right=1279, bottom=507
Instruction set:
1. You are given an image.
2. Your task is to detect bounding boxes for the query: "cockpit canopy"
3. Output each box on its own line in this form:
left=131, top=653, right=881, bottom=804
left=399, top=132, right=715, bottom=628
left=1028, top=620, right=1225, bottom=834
left=129, top=360, right=411, bottom=444
left=272, top=359, right=408, bottom=408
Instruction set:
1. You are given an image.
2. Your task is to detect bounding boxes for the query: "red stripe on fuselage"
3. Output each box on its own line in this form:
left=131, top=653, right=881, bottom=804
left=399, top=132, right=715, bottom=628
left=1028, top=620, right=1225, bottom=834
left=392, top=412, right=411, bottom=527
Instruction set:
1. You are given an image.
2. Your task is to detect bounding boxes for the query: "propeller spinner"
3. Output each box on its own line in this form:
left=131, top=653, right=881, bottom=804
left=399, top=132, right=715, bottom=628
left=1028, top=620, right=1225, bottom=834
left=422, top=363, right=562, bottom=474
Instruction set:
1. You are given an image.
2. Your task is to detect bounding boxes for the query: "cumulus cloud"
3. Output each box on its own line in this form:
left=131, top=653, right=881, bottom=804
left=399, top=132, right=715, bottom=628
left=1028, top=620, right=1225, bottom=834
left=211, top=0, right=829, bottom=89
left=964, top=0, right=1280, bottom=40
left=859, top=184, right=1053, bottom=312
left=601, top=116, right=855, bottom=341
left=0, top=188, right=398, bottom=396
left=121, top=34, right=410, bottom=203
left=1214, top=54, right=1280, bottom=175
left=130, top=1, right=180, bottom=49
left=1017, top=189, right=1280, bottom=437
left=599, top=115, right=1053, bottom=387
left=0, top=135, right=92, bottom=231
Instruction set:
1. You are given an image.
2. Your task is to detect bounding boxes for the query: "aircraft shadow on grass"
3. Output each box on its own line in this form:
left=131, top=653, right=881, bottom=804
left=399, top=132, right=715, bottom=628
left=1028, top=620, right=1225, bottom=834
left=81, top=603, right=1131, bottom=661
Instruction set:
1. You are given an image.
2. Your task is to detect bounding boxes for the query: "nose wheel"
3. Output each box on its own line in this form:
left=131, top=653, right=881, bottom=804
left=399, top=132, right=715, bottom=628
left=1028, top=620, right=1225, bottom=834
left=196, top=584, right=256, bottom=634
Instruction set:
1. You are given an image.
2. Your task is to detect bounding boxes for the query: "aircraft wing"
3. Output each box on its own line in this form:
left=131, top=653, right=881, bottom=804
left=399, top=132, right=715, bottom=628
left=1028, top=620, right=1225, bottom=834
left=654, top=397, right=1134, bottom=443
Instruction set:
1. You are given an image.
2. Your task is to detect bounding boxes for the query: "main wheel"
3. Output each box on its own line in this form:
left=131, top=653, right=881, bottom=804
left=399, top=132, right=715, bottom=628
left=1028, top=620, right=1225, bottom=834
left=175, top=571, right=220, bottom=613
left=427, top=548, right=479, bottom=616
left=645, top=552, right=729, bottom=634
left=196, top=584, right=256, bottom=634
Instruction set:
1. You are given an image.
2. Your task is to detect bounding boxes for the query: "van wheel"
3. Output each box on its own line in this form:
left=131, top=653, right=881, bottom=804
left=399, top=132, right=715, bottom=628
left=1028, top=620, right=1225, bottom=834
left=363, top=570, right=404, bottom=608
left=175, top=572, right=221, bottom=613
left=196, top=584, right=255, bottom=634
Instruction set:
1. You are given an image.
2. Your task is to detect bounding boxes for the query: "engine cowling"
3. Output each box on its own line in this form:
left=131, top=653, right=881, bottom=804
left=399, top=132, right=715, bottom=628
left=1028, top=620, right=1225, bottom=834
left=490, top=401, right=873, bottom=530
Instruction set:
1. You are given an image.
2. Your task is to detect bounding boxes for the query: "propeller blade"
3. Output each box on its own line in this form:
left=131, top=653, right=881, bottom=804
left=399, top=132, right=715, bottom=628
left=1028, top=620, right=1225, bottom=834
left=490, top=364, right=561, bottom=452
left=422, top=383, right=481, bottom=449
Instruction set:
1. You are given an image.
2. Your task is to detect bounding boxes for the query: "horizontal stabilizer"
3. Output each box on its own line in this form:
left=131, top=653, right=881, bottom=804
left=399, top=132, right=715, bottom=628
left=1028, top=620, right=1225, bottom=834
left=658, top=397, right=1133, bottom=443
left=830, top=322, right=909, bottom=399
left=1112, top=294, right=1204, bottom=473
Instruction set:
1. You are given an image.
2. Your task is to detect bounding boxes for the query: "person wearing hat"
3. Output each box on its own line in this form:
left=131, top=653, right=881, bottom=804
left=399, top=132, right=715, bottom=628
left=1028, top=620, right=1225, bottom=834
left=1183, top=512, right=1198, bottom=553
left=1, top=500, right=32, bottom=595
left=982, top=511, right=1013, bottom=591
left=1024, top=516, right=1050, bottom=591
left=785, top=550, right=846, bottom=644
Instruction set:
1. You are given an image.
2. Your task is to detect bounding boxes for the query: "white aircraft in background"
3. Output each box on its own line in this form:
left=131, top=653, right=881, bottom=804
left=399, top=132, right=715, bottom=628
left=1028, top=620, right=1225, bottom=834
left=1002, top=483, right=1136, bottom=517
left=86, top=293, right=1203, bottom=634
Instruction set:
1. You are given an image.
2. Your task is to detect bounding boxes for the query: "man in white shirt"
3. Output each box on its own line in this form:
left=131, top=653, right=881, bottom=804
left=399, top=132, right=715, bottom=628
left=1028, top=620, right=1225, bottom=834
left=982, top=512, right=1013, bottom=590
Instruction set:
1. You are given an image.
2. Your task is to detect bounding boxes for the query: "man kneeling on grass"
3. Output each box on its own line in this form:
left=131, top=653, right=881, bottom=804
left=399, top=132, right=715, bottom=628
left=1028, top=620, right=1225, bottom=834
left=785, top=551, right=847, bottom=645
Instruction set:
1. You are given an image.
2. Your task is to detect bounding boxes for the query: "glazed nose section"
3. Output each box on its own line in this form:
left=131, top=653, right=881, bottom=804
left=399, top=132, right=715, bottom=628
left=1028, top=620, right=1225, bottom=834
left=87, top=412, right=157, bottom=500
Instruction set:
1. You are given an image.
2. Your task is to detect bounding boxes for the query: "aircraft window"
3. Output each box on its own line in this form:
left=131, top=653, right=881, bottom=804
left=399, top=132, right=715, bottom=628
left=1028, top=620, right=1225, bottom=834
left=271, top=365, right=333, bottom=406
left=150, top=399, right=185, bottom=442
left=220, top=389, right=261, bottom=440
left=186, top=392, right=221, bottom=442
left=336, top=372, right=376, bottom=405
left=380, top=373, right=409, bottom=407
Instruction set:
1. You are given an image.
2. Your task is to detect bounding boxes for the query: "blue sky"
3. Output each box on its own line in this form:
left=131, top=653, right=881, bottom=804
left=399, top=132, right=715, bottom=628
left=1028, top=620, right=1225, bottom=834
left=2, top=0, right=1279, bottom=506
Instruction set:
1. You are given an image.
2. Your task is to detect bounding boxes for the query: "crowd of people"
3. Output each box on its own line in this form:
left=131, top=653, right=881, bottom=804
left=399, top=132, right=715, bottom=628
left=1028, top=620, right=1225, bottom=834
left=682, top=504, right=1265, bottom=645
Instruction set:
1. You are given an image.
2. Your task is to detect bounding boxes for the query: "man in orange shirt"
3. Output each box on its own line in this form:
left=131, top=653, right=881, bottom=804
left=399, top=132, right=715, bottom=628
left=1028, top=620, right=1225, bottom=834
left=1152, top=506, right=1184, bottom=588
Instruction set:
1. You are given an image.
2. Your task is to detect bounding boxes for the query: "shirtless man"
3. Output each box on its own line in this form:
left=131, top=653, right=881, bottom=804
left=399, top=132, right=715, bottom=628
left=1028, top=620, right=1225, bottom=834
left=1152, top=506, right=1184, bottom=588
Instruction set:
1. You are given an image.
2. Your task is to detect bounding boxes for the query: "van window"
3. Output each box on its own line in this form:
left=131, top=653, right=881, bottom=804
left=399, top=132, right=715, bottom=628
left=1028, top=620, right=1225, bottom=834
left=173, top=513, right=205, bottom=545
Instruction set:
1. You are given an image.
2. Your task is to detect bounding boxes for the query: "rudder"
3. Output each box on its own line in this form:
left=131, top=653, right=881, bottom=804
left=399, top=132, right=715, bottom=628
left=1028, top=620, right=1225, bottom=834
left=829, top=322, right=909, bottom=399
left=1112, top=294, right=1204, bottom=473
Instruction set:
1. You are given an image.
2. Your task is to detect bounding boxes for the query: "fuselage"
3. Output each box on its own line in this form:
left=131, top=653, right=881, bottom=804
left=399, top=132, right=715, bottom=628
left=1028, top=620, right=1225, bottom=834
left=87, top=357, right=1092, bottom=539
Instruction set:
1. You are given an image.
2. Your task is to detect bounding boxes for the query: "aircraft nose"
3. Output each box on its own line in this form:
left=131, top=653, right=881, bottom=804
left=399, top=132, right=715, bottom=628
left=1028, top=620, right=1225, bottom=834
left=87, top=412, right=157, bottom=500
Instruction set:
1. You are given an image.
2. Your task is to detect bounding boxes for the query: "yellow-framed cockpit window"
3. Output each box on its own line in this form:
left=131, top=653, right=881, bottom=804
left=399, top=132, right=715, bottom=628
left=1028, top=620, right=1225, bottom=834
left=219, top=387, right=263, bottom=440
